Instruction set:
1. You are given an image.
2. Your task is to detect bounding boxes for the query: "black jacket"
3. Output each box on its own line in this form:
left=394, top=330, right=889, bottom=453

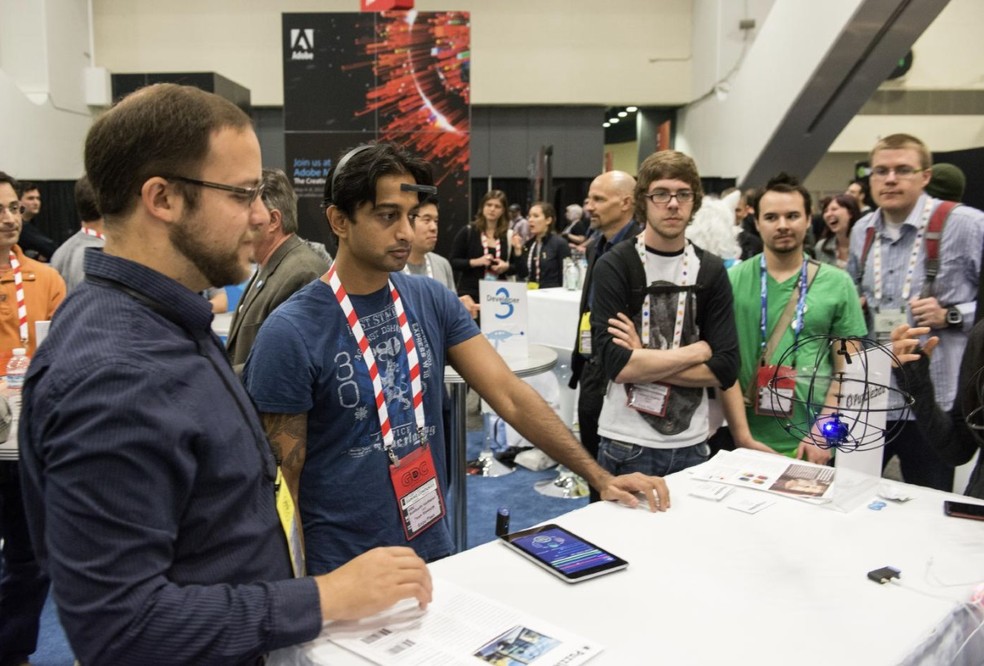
left=894, top=321, right=984, bottom=499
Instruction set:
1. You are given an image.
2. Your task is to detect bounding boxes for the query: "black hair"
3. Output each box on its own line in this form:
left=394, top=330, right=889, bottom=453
left=74, top=176, right=101, bottom=222
left=0, top=171, right=20, bottom=197
left=323, top=142, right=433, bottom=221
left=753, top=172, right=812, bottom=218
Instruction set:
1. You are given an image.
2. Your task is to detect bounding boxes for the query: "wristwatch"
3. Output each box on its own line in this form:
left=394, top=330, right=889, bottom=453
left=946, top=306, right=963, bottom=328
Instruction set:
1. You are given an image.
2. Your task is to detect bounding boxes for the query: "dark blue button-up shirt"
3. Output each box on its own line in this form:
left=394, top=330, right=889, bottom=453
left=19, top=249, right=321, bottom=665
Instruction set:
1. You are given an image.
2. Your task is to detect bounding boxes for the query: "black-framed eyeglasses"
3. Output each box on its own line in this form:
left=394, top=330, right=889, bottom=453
left=643, top=189, right=695, bottom=205
left=167, top=176, right=264, bottom=206
left=870, top=166, right=924, bottom=179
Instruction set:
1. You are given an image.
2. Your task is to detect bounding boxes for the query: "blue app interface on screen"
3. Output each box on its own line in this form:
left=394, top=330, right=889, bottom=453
left=513, top=527, right=615, bottom=574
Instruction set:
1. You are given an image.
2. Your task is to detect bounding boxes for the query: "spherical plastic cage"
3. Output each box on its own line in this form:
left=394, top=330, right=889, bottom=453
left=764, top=335, right=913, bottom=452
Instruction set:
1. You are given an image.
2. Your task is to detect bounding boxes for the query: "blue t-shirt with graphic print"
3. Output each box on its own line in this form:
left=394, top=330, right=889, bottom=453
left=244, top=272, right=480, bottom=573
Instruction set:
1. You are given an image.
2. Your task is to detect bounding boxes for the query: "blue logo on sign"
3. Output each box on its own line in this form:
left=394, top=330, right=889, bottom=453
left=494, top=286, right=514, bottom=319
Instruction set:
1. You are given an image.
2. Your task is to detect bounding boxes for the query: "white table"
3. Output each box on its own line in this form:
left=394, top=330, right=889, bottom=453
left=527, top=287, right=582, bottom=427
left=527, top=287, right=581, bottom=350
left=280, top=456, right=984, bottom=665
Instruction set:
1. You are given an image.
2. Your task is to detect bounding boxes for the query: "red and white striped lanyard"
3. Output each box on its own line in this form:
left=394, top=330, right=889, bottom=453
left=481, top=232, right=501, bottom=279
left=636, top=233, right=694, bottom=349
left=81, top=226, right=105, bottom=240
left=872, top=198, right=932, bottom=304
left=8, top=251, right=27, bottom=345
left=326, top=266, right=426, bottom=465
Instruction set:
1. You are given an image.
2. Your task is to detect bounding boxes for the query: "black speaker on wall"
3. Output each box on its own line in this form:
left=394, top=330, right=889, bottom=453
left=111, top=73, right=251, bottom=111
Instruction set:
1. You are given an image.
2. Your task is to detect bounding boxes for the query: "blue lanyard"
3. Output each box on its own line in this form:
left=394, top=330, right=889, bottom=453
left=759, top=254, right=809, bottom=363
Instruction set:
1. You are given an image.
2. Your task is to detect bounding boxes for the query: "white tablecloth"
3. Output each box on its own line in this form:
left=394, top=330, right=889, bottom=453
left=278, top=454, right=984, bottom=665
left=527, top=287, right=581, bottom=350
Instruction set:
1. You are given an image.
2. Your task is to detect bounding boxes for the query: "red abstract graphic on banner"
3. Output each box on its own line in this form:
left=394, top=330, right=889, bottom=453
left=344, top=12, right=470, bottom=185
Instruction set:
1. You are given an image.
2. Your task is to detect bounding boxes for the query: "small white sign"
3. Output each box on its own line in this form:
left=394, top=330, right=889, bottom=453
left=835, top=347, right=890, bottom=478
left=480, top=281, right=528, bottom=361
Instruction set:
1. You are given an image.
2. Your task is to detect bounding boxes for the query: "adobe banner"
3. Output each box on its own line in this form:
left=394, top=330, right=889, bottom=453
left=283, top=12, right=470, bottom=256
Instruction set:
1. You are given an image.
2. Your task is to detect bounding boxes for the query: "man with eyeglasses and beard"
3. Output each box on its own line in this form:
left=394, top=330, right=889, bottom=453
left=847, top=133, right=984, bottom=491
left=591, top=150, right=739, bottom=478
left=18, top=84, right=434, bottom=665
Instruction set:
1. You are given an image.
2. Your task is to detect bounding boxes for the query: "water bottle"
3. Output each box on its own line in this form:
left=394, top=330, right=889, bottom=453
left=6, top=348, right=29, bottom=391
left=563, top=258, right=580, bottom=291
left=495, top=506, right=511, bottom=537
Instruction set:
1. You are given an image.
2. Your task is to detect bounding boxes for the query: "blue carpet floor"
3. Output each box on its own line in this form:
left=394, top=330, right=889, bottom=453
left=31, top=429, right=586, bottom=663
left=29, top=594, right=71, bottom=666
left=463, top=430, right=588, bottom=548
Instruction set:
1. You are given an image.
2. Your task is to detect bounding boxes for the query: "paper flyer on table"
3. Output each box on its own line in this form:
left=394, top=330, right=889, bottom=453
left=312, top=578, right=602, bottom=665
left=690, top=449, right=877, bottom=512
left=691, top=449, right=835, bottom=501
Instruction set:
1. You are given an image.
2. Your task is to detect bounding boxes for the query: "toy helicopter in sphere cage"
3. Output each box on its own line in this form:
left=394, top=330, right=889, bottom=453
left=762, top=335, right=914, bottom=452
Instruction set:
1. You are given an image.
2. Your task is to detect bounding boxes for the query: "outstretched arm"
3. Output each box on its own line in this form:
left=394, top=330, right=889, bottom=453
left=448, top=334, right=671, bottom=511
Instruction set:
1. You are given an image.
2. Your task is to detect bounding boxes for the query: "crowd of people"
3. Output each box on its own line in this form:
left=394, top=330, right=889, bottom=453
left=1, top=82, right=982, bottom=664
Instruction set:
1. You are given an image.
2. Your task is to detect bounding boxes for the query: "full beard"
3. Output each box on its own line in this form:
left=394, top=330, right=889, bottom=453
left=170, top=218, right=249, bottom=288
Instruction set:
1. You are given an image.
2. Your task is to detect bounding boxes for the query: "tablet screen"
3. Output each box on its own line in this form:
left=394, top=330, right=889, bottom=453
left=500, top=524, right=628, bottom=582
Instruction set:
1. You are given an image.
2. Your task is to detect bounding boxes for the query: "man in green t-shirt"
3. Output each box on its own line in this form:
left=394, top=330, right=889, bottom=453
left=720, top=173, right=867, bottom=460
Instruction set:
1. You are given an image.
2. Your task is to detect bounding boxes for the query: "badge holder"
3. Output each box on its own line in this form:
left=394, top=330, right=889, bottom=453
left=873, top=306, right=907, bottom=343
left=754, top=364, right=796, bottom=418
left=625, top=382, right=671, bottom=417
left=388, top=441, right=446, bottom=541
left=578, top=311, right=592, bottom=356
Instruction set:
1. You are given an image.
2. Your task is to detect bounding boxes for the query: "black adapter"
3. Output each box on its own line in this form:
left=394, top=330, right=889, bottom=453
left=867, top=566, right=901, bottom=584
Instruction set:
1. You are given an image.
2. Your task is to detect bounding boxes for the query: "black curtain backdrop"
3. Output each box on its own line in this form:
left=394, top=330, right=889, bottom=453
left=21, top=180, right=77, bottom=249
left=469, top=177, right=593, bottom=226
left=933, top=148, right=984, bottom=212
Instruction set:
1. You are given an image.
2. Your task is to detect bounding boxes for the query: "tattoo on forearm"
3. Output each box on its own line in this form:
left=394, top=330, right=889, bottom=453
left=261, top=413, right=307, bottom=471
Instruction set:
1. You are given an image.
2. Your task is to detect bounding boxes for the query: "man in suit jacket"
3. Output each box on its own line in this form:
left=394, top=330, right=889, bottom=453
left=568, top=170, right=641, bottom=501
left=226, top=168, right=330, bottom=372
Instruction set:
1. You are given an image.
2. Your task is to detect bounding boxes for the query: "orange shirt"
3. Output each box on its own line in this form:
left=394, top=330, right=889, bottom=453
left=0, top=245, right=66, bottom=368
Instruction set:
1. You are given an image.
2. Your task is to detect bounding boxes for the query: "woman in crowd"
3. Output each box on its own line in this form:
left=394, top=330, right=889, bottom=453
left=450, top=189, right=518, bottom=302
left=514, top=201, right=570, bottom=289
left=814, top=194, right=860, bottom=269
left=560, top=203, right=589, bottom=246
left=892, top=323, right=984, bottom=498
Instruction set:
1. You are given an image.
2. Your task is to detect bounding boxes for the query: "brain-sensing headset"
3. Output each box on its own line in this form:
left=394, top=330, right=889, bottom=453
left=322, top=144, right=438, bottom=209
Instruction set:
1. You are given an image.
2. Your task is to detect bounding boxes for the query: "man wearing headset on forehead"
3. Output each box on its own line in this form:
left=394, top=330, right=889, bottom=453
left=244, top=141, right=670, bottom=576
